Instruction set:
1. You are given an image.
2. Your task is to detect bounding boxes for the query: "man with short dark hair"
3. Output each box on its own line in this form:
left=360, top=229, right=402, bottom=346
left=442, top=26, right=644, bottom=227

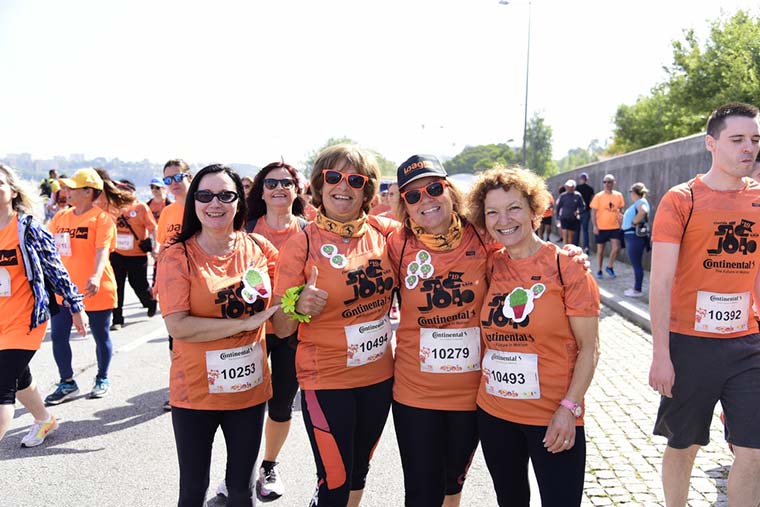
left=575, top=172, right=594, bottom=252
left=649, top=102, right=760, bottom=506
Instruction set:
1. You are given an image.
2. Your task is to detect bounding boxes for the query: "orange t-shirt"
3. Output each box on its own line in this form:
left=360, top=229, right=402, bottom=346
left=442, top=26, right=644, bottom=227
left=273, top=216, right=400, bottom=390
left=477, top=243, right=600, bottom=426
left=157, top=202, right=184, bottom=247
left=0, top=215, right=48, bottom=350
left=147, top=197, right=171, bottom=222
left=590, top=190, right=625, bottom=230
left=156, top=231, right=277, bottom=410
left=543, top=195, right=554, bottom=218
left=111, top=201, right=157, bottom=257
left=49, top=207, right=117, bottom=312
left=652, top=176, right=760, bottom=338
left=388, top=224, right=488, bottom=411
left=370, top=203, right=391, bottom=216
left=252, top=216, right=303, bottom=251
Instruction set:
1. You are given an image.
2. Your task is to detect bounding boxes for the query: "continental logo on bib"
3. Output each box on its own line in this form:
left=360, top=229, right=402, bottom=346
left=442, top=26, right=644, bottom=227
left=358, top=321, right=385, bottom=333
left=220, top=346, right=253, bottom=360
left=709, top=294, right=743, bottom=303
left=431, top=330, right=465, bottom=340
left=703, top=219, right=758, bottom=274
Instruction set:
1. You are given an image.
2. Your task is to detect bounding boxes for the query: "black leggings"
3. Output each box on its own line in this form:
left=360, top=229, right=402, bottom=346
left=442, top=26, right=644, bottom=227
left=477, top=407, right=586, bottom=507
left=171, top=403, right=266, bottom=507
left=265, top=333, right=298, bottom=422
left=0, top=349, right=36, bottom=405
left=392, top=401, right=479, bottom=507
left=110, top=252, right=156, bottom=325
left=301, top=377, right=393, bottom=507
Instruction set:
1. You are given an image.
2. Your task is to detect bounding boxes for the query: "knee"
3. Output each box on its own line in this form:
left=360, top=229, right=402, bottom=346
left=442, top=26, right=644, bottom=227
left=267, top=399, right=293, bottom=423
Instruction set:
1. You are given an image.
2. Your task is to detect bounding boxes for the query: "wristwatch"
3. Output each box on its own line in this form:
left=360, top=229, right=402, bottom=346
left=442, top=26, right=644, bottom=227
left=560, top=398, right=582, bottom=418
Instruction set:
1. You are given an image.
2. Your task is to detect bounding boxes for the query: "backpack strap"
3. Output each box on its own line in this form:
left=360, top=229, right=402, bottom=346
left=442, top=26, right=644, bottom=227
left=556, top=250, right=565, bottom=289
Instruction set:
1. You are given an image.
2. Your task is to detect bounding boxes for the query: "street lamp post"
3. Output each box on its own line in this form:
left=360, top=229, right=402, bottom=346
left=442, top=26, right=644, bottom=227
left=499, top=0, right=531, bottom=167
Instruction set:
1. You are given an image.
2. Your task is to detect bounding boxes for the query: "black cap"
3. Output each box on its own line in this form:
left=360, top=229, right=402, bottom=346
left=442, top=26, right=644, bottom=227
left=397, top=154, right=447, bottom=189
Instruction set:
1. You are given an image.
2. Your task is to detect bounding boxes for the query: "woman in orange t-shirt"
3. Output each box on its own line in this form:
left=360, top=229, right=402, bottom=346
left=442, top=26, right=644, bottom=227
left=239, top=161, right=307, bottom=501
left=156, top=164, right=279, bottom=506
left=272, top=144, right=398, bottom=507
left=0, top=164, right=86, bottom=448
left=46, top=168, right=133, bottom=405
left=387, top=154, right=489, bottom=507
left=467, top=167, right=600, bottom=507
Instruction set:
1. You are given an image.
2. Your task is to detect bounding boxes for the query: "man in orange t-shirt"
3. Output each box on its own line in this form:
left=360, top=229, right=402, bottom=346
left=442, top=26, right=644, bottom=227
left=589, top=174, right=625, bottom=279
left=649, top=102, right=760, bottom=507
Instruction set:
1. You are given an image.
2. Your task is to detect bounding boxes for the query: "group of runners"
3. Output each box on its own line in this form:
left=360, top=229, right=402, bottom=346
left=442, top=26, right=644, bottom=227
left=0, top=100, right=758, bottom=507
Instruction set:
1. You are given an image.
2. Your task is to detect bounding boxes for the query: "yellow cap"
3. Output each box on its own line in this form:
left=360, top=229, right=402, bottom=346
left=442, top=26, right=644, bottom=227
left=59, top=168, right=104, bottom=190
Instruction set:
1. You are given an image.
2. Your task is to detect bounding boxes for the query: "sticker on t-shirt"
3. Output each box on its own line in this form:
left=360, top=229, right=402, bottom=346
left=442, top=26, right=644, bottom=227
left=482, top=349, right=540, bottom=399
left=320, top=243, right=348, bottom=270
left=419, top=327, right=480, bottom=373
left=241, top=266, right=271, bottom=304
left=116, top=233, right=134, bottom=251
left=206, top=342, right=264, bottom=393
left=501, top=284, right=545, bottom=323
left=0, top=268, right=10, bottom=297
left=406, top=250, right=434, bottom=288
left=55, top=233, right=72, bottom=257
left=694, top=290, right=750, bottom=334
left=345, top=316, right=392, bottom=367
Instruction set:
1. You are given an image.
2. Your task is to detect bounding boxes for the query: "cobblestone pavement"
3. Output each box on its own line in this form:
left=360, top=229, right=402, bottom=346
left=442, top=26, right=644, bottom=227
left=584, top=307, right=732, bottom=506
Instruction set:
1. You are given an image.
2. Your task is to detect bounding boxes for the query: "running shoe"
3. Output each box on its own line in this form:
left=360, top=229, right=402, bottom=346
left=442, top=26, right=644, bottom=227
left=44, top=380, right=79, bottom=405
left=256, top=461, right=284, bottom=501
left=90, top=377, right=111, bottom=398
left=147, top=300, right=158, bottom=317
left=163, top=399, right=172, bottom=411
left=595, top=270, right=603, bottom=280
left=20, top=415, right=58, bottom=448
left=624, top=288, right=643, bottom=297
left=605, top=267, right=616, bottom=278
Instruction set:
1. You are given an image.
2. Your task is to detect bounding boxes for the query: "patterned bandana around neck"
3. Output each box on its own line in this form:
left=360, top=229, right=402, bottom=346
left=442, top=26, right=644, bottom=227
left=315, top=209, right=368, bottom=238
left=409, top=212, right=463, bottom=251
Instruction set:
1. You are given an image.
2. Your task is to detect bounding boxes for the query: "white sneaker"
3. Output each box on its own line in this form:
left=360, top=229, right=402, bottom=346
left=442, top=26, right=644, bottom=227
left=624, top=288, right=643, bottom=297
left=256, top=462, right=284, bottom=501
left=215, top=479, right=228, bottom=498
left=21, top=415, right=58, bottom=448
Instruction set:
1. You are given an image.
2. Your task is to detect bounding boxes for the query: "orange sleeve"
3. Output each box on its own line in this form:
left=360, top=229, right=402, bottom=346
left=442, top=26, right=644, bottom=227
left=141, top=202, right=157, bottom=232
left=157, top=211, right=168, bottom=245
left=95, top=211, right=116, bottom=250
left=651, top=186, right=690, bottom=244
left=156, top=243, right=191, bottom=317
left=250, top=233, right=279, bottom=281
left=560, top=252, right=601, bottom=316
left=616, top=193, right=625, bottom=210
left=589, top=193, right=599, bottom=210
left=273, top=231, right=308, bottom=297
left=369, top=215, right=403, bottom=236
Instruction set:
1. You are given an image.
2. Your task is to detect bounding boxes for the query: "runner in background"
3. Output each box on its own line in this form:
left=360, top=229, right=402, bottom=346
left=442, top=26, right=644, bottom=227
left=45, top=168, right=133, bottom=404
left=0, top=164, right=86, bottom=448
left=649, top=102, right=760, bottom=507
left=272, top=144, right=398, bottom=507
left=147, top=177, right=172, bottom=222
left=241, top=175, right=254, bottom=200
left=214, top=162, right=307, bottom=502
left=468, top=166, right=600, bottom=507
left=156, top=164, right=280, bottom=506
left=538, top=193, right=553, bottom=241
left=108, top=180, right=158, bottom=330
left=388, top=154, right=488, bottom=507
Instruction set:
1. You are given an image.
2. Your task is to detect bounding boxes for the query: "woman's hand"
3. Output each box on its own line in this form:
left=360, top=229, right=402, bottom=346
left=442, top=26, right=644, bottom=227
left=71, top=311, right=88, bottom=336
left=296, top=267, right=328, bottom=317
left=561, top=244, right=590, bottom=270
left=242, top=305, right=281, bottom=333
left=84, top=276, right=100, bottom=297
left=543, top=407, right=577, bottom=453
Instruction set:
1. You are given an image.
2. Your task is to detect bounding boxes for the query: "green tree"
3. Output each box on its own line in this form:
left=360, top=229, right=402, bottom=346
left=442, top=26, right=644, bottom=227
left=556, top=139, right=606, bottom=173
left=610, top=10, right=760, bottom=153
left=525, top=113, right=557, bottom=176
left=302, top=137, right=396, bottom=178
left=443, top=143, right=520, bottom=175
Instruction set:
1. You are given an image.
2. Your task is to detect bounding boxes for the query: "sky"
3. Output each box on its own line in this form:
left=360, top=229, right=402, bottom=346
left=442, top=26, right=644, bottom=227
left=1, top=0, right=758, bottom=169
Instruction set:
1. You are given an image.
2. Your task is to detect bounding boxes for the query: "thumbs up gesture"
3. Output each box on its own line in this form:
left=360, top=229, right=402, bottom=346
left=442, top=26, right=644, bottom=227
left=296, top=266, right=329, bottom=317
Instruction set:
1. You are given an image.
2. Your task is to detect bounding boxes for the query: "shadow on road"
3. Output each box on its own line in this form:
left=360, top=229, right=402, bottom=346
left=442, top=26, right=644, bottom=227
left=705, top=464, right=729, bottom=506
left=2, top=387, right=169, bottom=458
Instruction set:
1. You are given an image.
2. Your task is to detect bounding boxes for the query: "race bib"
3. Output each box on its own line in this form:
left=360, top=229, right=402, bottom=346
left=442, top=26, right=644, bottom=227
left=695, top=290, right=750, bottom=334
left=116, top=233, right=134, bottom=251
left=419, top=327, right=480, bottom=373
left=345, top=316, right=391, bottom=367
left=205, top=342, right=264, bottom=394
left=482, top=349, right=540, bottom=399
left=0, top=268, right=10, bottom=297
left=55, top=233, right=71, bottom=257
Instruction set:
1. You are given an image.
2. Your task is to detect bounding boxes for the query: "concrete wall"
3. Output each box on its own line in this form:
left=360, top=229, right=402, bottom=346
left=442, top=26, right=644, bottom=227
left=545, top=133, right=711, bottom=267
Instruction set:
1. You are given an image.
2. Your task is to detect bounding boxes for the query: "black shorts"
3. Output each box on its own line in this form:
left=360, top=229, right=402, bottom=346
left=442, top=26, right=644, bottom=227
left=595, top=229, right=623, bottom=244
left=654, top=332, right=760, bottom=449
left=541, top=216, right=552, bottom=226
left=560, top=217, right=579, bottom=230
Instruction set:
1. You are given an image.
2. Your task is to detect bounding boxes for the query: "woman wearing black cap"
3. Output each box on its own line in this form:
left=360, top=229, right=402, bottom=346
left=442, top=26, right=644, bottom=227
left=387, top=154, right=490, bottom=507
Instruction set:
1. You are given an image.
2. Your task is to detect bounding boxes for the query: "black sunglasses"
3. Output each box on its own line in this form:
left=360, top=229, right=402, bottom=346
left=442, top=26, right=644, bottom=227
left=194, top=190, right=239, bottom=204
left=322, top=170, right=369, bottom=190
left=263, top=178, right=295, bottom=190
left=401, top=180, right=448, bottom=205
left=150, top=185, right=161, bottom=190
left=163, top=173, right=190, bottom=185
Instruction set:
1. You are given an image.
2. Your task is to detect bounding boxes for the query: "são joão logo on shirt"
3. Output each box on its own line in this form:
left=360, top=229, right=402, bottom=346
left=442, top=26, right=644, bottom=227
left=482, top=283, right=545, bottom=328
left=342, top=258, right=394, bottom=306
left=706, top=219, right=757, bottom=256
left=417, top=271, right=475, bottom=312
left=214, top=281, right=266, bottom=319
left=56, top=226, right=89, bottom=239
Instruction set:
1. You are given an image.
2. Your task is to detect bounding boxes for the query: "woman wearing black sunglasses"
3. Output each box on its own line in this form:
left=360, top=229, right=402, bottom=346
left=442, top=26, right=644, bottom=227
left=386, top=154, right=489, bottom=507
left=156, top=164, right=281, bottom=506
left=272, top=144, right=399, bottom=507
